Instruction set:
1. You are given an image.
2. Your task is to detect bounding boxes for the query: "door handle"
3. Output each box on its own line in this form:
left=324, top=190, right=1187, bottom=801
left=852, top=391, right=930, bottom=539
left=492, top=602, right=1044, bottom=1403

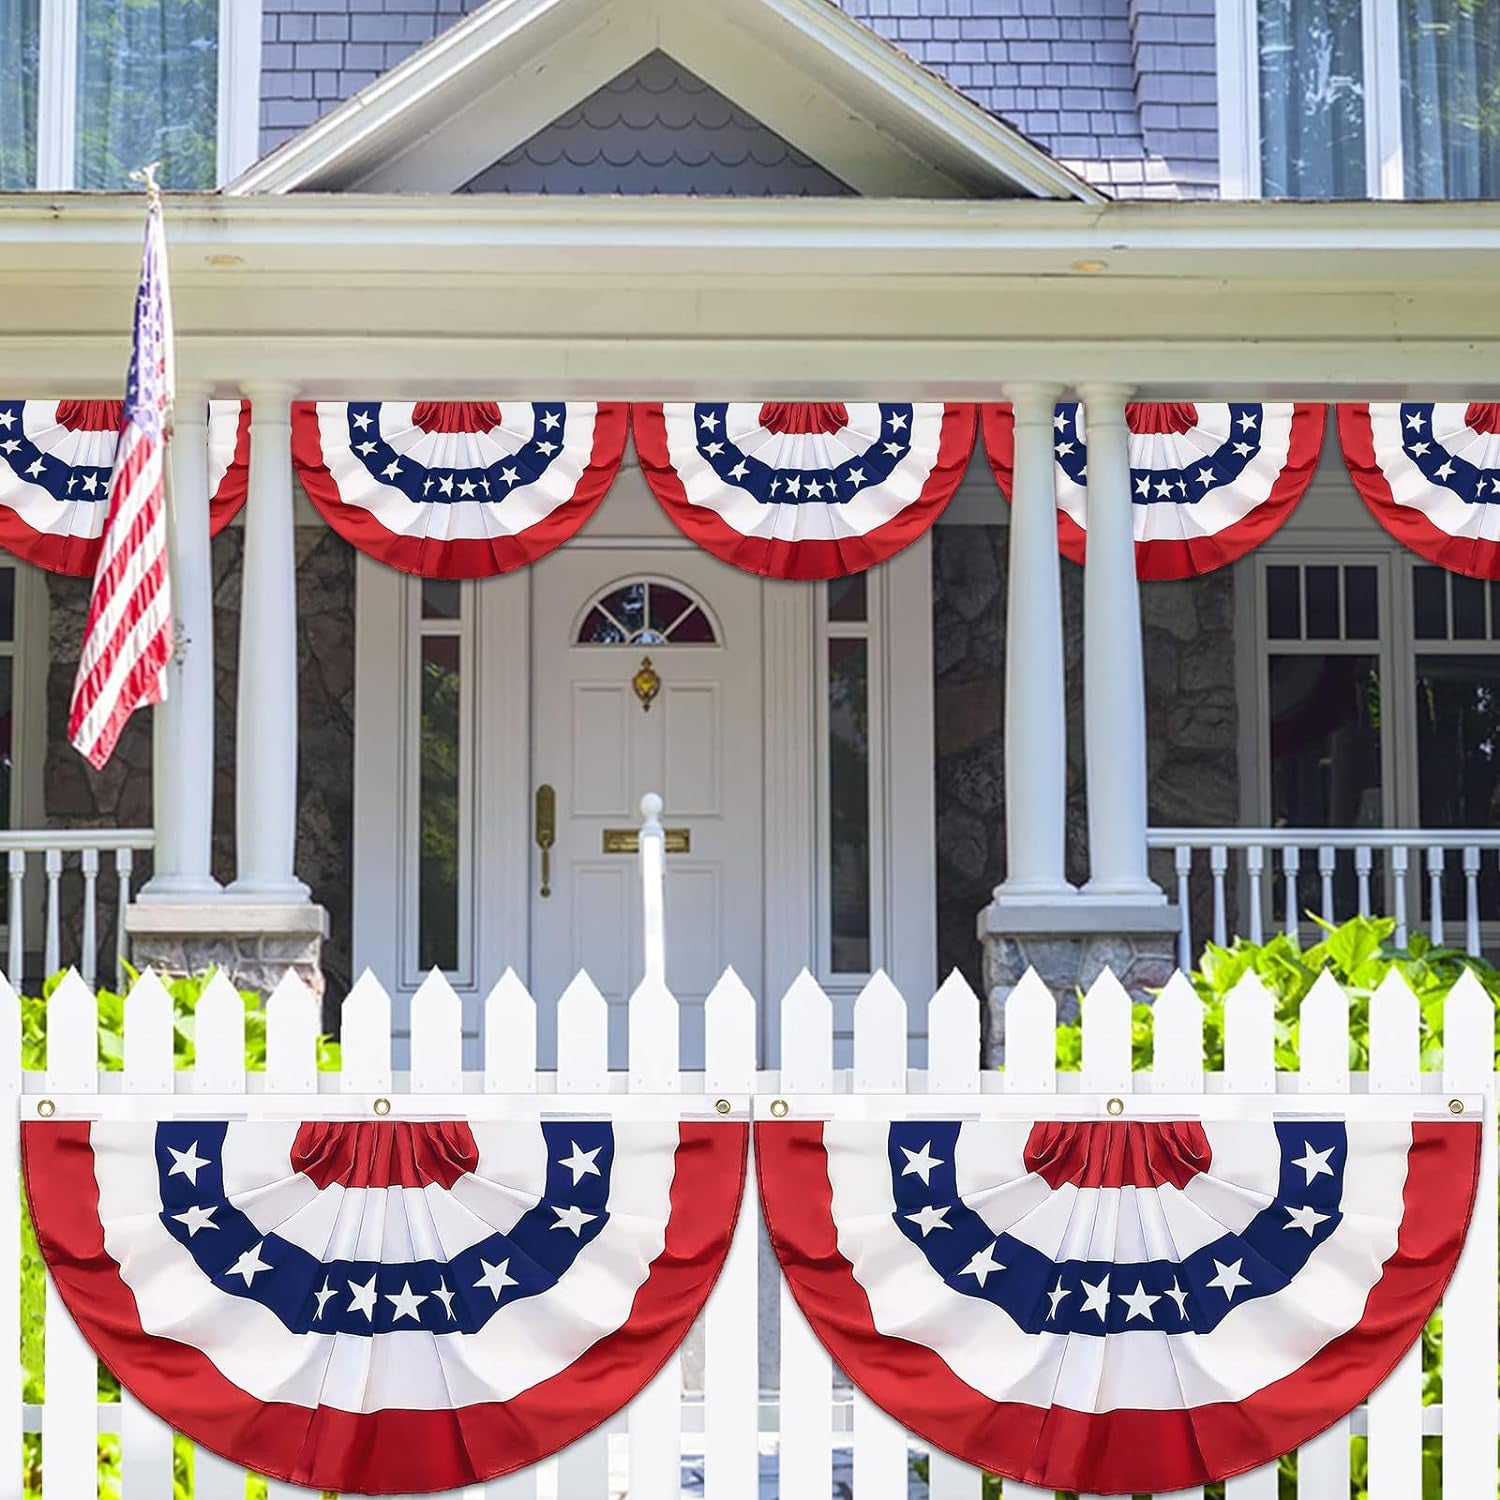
left=535, top=784, right=555, bottom=898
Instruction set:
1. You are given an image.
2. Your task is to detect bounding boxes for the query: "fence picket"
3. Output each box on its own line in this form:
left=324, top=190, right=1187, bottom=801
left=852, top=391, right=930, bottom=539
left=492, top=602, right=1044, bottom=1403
left=410, top=969, right=465, bottom=1093
left=999, top=969, right=1053, bottom=1500
left=1222, top=972, right=1279, bottom=1500
left=779, top=970, right=834, bottom=1500
left=1440, top=970, right=1498, bottom=1500
left=260, top=972, right=321, bottom=1500
left=556, top=973, right=613, bottom=1500
left=117, top=972, right=177, bottom=1496
left=926, top=972, right=981, bottom=1500
left=342, top=970, right=393, bottom=1093
left=628, top=975, right=684, bottom=1500
left=0, top=975, right=18, bottom=1500
left=853, top=974, right=912, bottom=1500
left=40, top=971, right=100, bottom=1500
left=1296, top=971, right=1352, bottom=1500
left=703, top=969, right=758, bottom=1500
left=1366, top=971, right=1423, bottom=1500
left=482, top=973, right=539, bottom=1500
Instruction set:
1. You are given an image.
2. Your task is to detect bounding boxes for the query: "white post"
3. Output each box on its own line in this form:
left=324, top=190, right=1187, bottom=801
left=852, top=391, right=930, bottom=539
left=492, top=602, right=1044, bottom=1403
left=994, top=383, right=1071, bottom=904
left=1078, top=384, right=1162, bottom=904
left=640, top=792, right=666, bottom=985
left=228, top=383, right=308, bottom=900
left=141, top=388, right=220, bottom=900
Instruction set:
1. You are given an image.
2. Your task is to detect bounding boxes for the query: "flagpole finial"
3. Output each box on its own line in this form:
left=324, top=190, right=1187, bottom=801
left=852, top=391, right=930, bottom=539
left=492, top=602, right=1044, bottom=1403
left=129, top=162, right=164, bottom=205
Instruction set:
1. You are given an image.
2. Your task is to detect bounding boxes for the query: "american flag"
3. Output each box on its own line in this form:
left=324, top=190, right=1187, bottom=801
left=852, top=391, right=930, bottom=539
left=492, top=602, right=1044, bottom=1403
left=68, top=190, right=175, bottom=769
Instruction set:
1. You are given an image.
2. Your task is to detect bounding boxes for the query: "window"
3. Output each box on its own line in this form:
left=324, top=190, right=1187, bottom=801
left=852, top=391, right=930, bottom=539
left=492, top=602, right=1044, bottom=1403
left=575, top=580, right=717, bottom=646
left=0, top=0, right=260, bottom=190
left=1220, top=0, right=1500, bottom=198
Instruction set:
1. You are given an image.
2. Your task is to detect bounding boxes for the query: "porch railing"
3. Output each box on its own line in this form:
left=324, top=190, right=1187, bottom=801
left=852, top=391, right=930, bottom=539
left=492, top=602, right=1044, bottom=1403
left=1149, top=827, right=1500, bottom=969
left=0, top=829, right=154, bottom=989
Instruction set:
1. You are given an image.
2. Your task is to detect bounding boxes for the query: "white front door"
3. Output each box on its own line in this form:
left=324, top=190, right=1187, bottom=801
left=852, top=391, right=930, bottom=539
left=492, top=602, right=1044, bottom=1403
left=528, top=549, right=764, bottom=1065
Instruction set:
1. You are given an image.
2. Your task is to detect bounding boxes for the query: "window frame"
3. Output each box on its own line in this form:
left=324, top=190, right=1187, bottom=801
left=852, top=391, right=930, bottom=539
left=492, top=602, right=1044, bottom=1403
left=29, top=0, right=261, bottom=192
left=1216, top=0, right=1407, bottom=199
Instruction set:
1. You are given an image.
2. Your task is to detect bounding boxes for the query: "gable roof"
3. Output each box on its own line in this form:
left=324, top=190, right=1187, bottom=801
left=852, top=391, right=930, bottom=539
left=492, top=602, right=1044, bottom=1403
left=229, top=0, right=1104, bottom=201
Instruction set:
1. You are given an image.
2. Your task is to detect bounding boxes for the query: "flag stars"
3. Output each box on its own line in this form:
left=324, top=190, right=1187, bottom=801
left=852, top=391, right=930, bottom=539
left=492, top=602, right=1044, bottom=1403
left=1055, top=441, right=1075, bottom=458
left=845, top=466, right=866, bottom=490
left=82, top=471, right=99, bottom=494
left=1435, top=460, right=1456, bottom=480
left=1053, top=411, right=1070, bottom=432
left=433, top=1279, right=457, bottom=1321
left=728, top=460, right=749, bottom=481
left=382, top=460, right=402, bottom=481
left=24, top=457, right=44, bottom=479
left=313, top=1278, right=336, bottom=1321
left=1292, top=1141, right=1336, bottom=1185
left=559, top=1141, right=603, bottom=1184
left=1079, top=1275, right=1111, bottom=1322
left=457, top=477, right=477, bottom=498
left=1045, top=1280, right=1070, bottom=1320
left=888, top=412, right=908, bottom=431
left=352, top=410, right=374, bottom=432
left=704, top=442, right=725, bottom=457
left=172, top=1203, right=218, bottom=1237
left=167, top=1141, right=211, bottom=1187
left=959, top=1241, right=1005, bottom=1288
left=1208, top=1258, right=1250, bottom=1300
left=699, top=412, right=720, bottom=433
left=1284, top=1203, right=1330, bottom=1236
left=1120, top=1282, right=1160, bottom=1323
left=899, top=1141, right=943, bottom=1186
left=1135, top=476, right=1151, bottom=497
left=347, top=1274, right=378, bottom=1320
left=905, top=1203, right=952, bottom=1237
left=882, top=442, right=902, bottom=458
left=1406, top=411, right=1427, bottom=431
left=1237, top=411, right=1260, bottom=431
left=386, top=1282, right=428, bottom=1323
left=499, top=466, right=520, bottom=487
left=1164, top=1278, right=1189, bottom=1318
left=541, top=410, right=561, bottom=431
left=1196, top=466, right=1217, bottom=489
left=227, top=1243, right=271, bottom=1288
left=552, top=1203, right=597, bottom=1236
left=475, top=1258, right=518, bottom=1300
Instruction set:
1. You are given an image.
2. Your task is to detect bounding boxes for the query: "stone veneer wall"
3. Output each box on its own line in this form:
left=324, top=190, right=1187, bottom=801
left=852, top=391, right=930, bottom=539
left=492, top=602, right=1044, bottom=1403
left=42, top=526, right=357, bottom=1001
left=933, top=524, right=1239, bottom=993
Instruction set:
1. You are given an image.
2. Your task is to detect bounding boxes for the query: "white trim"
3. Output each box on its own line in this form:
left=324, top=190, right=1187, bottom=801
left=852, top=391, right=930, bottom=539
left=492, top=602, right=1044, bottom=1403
left=1214, top=0, right=1260, bottom=200
left=34, top=0, right=76, bottom=191
left=226, top=0, right=1100, bottom=201
left=217, top=0, right=264, bottom=186
left=1365, top=0, right=1405, bottom=199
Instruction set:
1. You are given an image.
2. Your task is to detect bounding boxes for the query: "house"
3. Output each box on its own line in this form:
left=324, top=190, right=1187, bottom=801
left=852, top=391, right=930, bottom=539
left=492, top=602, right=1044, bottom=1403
left=0, top=0, right=1496, bottom=1067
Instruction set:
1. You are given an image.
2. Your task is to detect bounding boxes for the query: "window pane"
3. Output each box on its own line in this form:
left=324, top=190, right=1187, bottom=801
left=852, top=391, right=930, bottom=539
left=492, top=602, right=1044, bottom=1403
left=1344, top=565, right=1378, bottom=639
left=1400, top=0, right=1500, bottom=199
left=0, top=1, right=39, bottom=189
left=1259, top=0, right=1366, bottom=197
left=1452, top=575, right=1487, bottom=639
left=1266, top=565, right=1302, bottom=639
left=828, top=638, right=870, bottom=973
left=1304, top=565, right=1340, bottom=639
left=421, top=580, right=461, bottom=620
left=828, top=575, right=868, bottom=623
left=1413, top=565, right=1448, bottom=639
left=75, top=0, right=218, bottom=190
left=1269, top=653, right=1383, bottom=826
left=1415, top=654, right=1500, bottom=827
left=418, top=636, right=461, bottom=972
left=0, top=655, right=12, bottom=832
left=0, top=568, right=15, bottom=643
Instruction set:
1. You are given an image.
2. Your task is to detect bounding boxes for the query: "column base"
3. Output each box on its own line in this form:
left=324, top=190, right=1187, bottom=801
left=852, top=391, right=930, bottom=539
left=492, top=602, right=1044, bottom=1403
left=224, top=875, right=312, bottom=903
left=125, top=902, right=329, bottom=1001
left=978, top=896, right=1181, bottom=1065
left=136, top=875, right=223, bottom=903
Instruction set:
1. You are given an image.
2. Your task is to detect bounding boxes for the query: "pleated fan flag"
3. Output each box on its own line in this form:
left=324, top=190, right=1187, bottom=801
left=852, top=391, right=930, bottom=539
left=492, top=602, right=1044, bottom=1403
left=292, top=400, right=628, bottom=578
left=25, top=1113, right=746, bottom=1493
left=982, top=401, right=1325, bottom=578
left=758, top=1107, right=1480, bottom=1494
left=0, top=398, right=250, bottom=575
left=1340, top=402, right=1500, bottom=578
left=633, top=401, right=977, bottom=578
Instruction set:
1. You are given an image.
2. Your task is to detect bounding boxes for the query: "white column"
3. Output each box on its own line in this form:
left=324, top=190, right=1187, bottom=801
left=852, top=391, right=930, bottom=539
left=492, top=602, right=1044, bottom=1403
left=140, top=387, right=220, bottom=900
left=1078, top=383, right=1162, bottom=903
left=228, top=383, right=309, bottom=901
left=994, top=382, right=1072, bottom=904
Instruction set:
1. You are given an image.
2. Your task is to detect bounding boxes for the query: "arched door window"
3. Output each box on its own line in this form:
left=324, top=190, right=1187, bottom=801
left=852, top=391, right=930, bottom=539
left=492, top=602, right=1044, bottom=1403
left=575, top=580, right=719, bottom=646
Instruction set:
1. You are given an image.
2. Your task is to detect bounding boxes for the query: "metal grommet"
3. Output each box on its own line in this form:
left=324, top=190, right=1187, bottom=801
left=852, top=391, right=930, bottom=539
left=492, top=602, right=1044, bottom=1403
left=373, top=1097, right=393, bottom=1117
left=35, top=1099, right=55, bottom=1118
left=1105, top=1097, right=1125, bottom=1117
left=1449, top=1098, right=1466, bottom=1116
left=714, top=1098, right=732, bottom=1116
left=769, top=1098, right=790, bottom=1119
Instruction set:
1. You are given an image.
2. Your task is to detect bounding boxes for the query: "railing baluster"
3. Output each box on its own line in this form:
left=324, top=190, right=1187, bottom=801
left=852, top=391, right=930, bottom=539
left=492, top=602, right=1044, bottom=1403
left=1355, top=844, right=1372, bottom=917
left=42, top=848, right=61, bottom=979
left=1210, top=844, right=1228, bottom=947
left=1246, top=844, right=1264, bottom=944
left=1173, top=845, right=1192, bottom=970
left=80, top=847, right=99, bottom=987
left=1426, top=845, right=1444, bottom=946
left=1463, top=845, right=1481, bottom=956
left=1390, top=845, right=1408, bottom=947
left=1318, top=844, right=1336, bottom=922
left=115, top=846, right=135, bottom=988
left=1281, top=845, right=1300, bottom=938
left=5, top=849, right=22, bottom=985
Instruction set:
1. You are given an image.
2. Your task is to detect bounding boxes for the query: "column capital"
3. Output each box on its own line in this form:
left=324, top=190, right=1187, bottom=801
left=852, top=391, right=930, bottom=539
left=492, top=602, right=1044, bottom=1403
left=1074, top=381, right=1135, bottom=409
left=172, top=380, right=214, bottom=412
left=238, top=378, right=299, bottom=407
left=1002, top=381, right=1065, bottom=422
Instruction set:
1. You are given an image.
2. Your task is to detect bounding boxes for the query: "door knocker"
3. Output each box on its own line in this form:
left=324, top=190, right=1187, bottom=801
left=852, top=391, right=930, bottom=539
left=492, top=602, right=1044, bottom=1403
left=633, top=656, right=661, bottom=712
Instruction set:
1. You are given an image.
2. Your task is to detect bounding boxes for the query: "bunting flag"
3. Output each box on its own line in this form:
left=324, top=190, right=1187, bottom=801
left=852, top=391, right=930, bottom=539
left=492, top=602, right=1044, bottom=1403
left=291, top=401, right=628, bottom=578
left=25, top=1115, right=746, bottom=1493
left=982, top=402, right=1326, bottom=579
left=1339, top=403, right=1500, bottom=578
left=758, top=1109, right=1480, bottom=1494
left=632, top=402, right=977, bottom=579
left=0, top=399, right=250, bottom=576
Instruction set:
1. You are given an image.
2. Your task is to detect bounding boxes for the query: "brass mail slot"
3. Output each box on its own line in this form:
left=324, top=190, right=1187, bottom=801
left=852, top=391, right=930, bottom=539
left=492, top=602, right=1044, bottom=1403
left=602, top=828, right=691, bottom=854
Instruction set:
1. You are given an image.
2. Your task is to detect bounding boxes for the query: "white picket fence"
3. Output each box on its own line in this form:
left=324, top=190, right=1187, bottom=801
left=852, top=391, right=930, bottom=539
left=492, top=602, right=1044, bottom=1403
left=2, top=957, right=1497, bottom=1500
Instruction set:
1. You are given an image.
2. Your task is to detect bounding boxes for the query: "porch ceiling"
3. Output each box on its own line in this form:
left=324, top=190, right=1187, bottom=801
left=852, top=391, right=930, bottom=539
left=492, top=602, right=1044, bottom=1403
left=1, top=194, right=1499, bottom=398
